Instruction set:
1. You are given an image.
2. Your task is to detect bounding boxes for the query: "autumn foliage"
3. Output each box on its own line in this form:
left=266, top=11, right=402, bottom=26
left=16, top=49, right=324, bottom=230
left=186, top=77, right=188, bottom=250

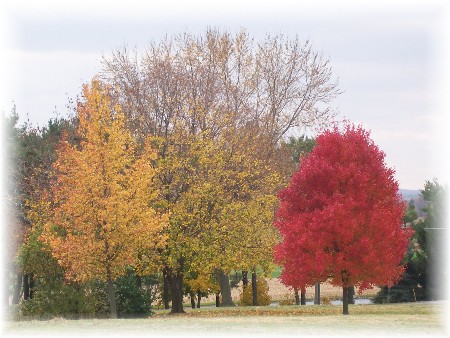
left=8, top=29, right=345, bottom=317
left=40, top=79, right=167, bottom=317
left=274, top=125, right=411, bottom=313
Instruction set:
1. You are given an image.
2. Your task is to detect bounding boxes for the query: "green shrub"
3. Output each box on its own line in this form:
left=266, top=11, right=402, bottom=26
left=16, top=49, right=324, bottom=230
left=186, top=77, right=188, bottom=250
left=20, top=280, right=97, bottom=320
left=19, top=271, right=158, bottom=319
left=114, top=272, right=157, bottom=318
left=239, top=278, right=271, bottom=306
left=88, top=271, right=158, bottom=318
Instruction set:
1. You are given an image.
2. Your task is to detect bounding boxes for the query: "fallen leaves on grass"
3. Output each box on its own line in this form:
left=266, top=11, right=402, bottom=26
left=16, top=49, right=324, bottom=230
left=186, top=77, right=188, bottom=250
left=151, top=303, right=438, bottom=319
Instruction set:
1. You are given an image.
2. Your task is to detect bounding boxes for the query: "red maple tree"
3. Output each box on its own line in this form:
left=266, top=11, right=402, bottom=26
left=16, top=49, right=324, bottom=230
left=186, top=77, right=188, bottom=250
left=274, top=124, right=412, bottom=314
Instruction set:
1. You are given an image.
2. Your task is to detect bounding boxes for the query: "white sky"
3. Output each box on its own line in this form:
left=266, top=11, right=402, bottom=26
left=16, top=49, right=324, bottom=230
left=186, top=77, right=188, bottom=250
left=1, top=0, right=449, bottom=190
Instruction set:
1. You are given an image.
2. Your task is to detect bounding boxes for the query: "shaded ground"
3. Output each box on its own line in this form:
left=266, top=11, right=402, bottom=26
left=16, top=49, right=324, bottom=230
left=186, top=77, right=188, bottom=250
left=4, top=302, right=448, bottom=338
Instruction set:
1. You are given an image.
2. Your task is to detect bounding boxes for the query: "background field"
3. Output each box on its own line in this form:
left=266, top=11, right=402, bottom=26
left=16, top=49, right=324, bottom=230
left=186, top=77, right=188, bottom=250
left=181, top=278, right=380, bottom=307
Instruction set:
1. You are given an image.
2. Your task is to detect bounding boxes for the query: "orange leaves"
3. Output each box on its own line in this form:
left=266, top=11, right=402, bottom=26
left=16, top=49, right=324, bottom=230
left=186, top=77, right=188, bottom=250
left=35, top=74, right=285, bottom=295
left=42, top=78, right=168, bottom=283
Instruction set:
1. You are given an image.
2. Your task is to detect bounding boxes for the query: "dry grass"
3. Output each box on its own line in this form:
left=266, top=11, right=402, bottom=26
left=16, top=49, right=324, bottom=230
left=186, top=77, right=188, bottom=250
left=266, top=278, right=380, bottom=301
left=6, top=303, right=447, bottom=338
left=194, top=278, right=379, bottom=305
left=152, top=302, right=439, bottom=317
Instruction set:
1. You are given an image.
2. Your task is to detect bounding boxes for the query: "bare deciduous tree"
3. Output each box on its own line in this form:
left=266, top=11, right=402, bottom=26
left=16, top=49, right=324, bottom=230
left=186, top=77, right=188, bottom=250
left=101, top=28, right=340, bottom=143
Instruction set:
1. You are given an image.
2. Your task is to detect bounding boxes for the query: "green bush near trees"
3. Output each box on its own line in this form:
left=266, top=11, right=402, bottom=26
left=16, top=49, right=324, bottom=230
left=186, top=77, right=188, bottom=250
left=20, top=281, right=98, bottom=320
left=18, top=272, right=158, bottom=319
left=114, top=271, right=158, bottom=318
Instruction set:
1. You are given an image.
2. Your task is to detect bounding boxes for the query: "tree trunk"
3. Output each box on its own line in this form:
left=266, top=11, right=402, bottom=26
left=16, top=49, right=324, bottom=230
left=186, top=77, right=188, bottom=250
left=215, top=269, right=235, bottom=306
left=242, top=270, right=249, bottom=289
left=294, top=288, right=300, bottom=305
left=104, top=239, right=118, bottom=318
left=163, top=267, right=170, bottom=310
left=314, top=282, right=321, bottom=305
left=170, top=268, right=185, bottom=314
left=135, top=274, right=142, bottom=288
left=215, top=293, right=220, bottom=307
left=197, top=290, right=201, bottom=308
left=29, top=273, right=34, bottom=299
left=73, top=283, right=81, bottom=319
left=12, top=273, right=23, bottom=305
left=300, top=289, right=306, bottom=305
left=251, top=270, right=258, bottom=306
left=23, top=274, right=30, bottom=301
left=347, top=285, right=355, bottom=304
left=190, top=292, right=196, bottom=309
left=106, top=277, right=118, bottom=319
left=342, top=286, right=349, bottom=315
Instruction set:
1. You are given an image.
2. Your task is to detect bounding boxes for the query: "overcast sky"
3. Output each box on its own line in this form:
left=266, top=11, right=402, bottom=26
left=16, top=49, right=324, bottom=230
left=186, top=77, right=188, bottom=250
left=1, top=0, right=449, bottom=190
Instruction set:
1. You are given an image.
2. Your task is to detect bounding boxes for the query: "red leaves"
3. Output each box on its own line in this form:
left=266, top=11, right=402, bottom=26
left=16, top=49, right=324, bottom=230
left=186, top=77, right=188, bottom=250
left=274, top=124, right=411, bottom=292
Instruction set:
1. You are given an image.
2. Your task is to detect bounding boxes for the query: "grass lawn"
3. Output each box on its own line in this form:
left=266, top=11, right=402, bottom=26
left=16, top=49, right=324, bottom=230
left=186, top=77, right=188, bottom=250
left=4, top=302, right=448, bottom=337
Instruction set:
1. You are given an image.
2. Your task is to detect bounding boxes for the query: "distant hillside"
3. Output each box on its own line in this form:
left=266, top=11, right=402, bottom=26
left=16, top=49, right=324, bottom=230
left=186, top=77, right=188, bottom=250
left=399, top=189, right=420, bottom=200
left=399, top=189, right=426, bottom=217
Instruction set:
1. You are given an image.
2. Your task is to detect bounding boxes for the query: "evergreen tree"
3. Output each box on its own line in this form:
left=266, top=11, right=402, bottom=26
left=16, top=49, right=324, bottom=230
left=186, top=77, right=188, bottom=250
left=374, top=179, right=447, bottom=303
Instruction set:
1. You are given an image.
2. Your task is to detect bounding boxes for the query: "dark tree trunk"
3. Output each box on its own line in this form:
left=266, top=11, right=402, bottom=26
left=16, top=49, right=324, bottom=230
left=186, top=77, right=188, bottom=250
left=73, top=283, right=81, bottom=319
left=104, top=240, right=117, bottom=318
left=251, top=270, right=258, bottom=306
left=215, top=293, right=220, bottom=307
left=314, top=282, right=321, bottom=305
left=106, top=277, right=118, bottom=319
left=215, top=269, right=235, bottom=306
left=23, top=274, right=30, bottom=301
left=163, top=267, right=170, bottom=310
left=170, top=268, right=185, bottom=314
left=135, top=274, right=142, bottom=288
left=190, top=292, right=195, bottom=309
left=342, top=286, right=349, bottom=315
left=242, top=270, right=249, bottom=289
left=29, top=273, right=34, bottom=299
left=12, top=273, right=23, bottom=305
left=197, top=289, right=201, bottom=308
left=300, top=290, right=306, bottom=305
left=347, top=285, right=355, bottom=304
left=294, top=288, right=300, bottom=305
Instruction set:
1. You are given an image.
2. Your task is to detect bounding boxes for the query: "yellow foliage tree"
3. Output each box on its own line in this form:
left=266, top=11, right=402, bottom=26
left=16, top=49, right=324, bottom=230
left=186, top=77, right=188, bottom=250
left=133, top=100, right=286, bottom=312
left=167, top=130, right=282, bottom=307
left=41, top=79, right=167, bottom=318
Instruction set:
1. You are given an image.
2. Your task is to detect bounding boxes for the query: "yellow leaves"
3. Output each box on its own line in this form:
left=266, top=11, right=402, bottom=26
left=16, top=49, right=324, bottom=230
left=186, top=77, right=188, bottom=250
left=42, top=78, right=168, bottom=283
left=32, top=75, right=286, bottom=289
left=186, top=273, right=217, bottom=294
left=155, top=125, right=283, bottom=278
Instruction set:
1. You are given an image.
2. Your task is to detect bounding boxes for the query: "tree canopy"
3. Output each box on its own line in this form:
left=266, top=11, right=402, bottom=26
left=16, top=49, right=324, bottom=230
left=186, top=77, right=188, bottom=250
left=7, top=28, right=342, bottom=317
left=39, top=79, right=168, bottom=317
left=274, top=124, right=412, bottom=314
left=100, top=29, right=340, bottom=313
